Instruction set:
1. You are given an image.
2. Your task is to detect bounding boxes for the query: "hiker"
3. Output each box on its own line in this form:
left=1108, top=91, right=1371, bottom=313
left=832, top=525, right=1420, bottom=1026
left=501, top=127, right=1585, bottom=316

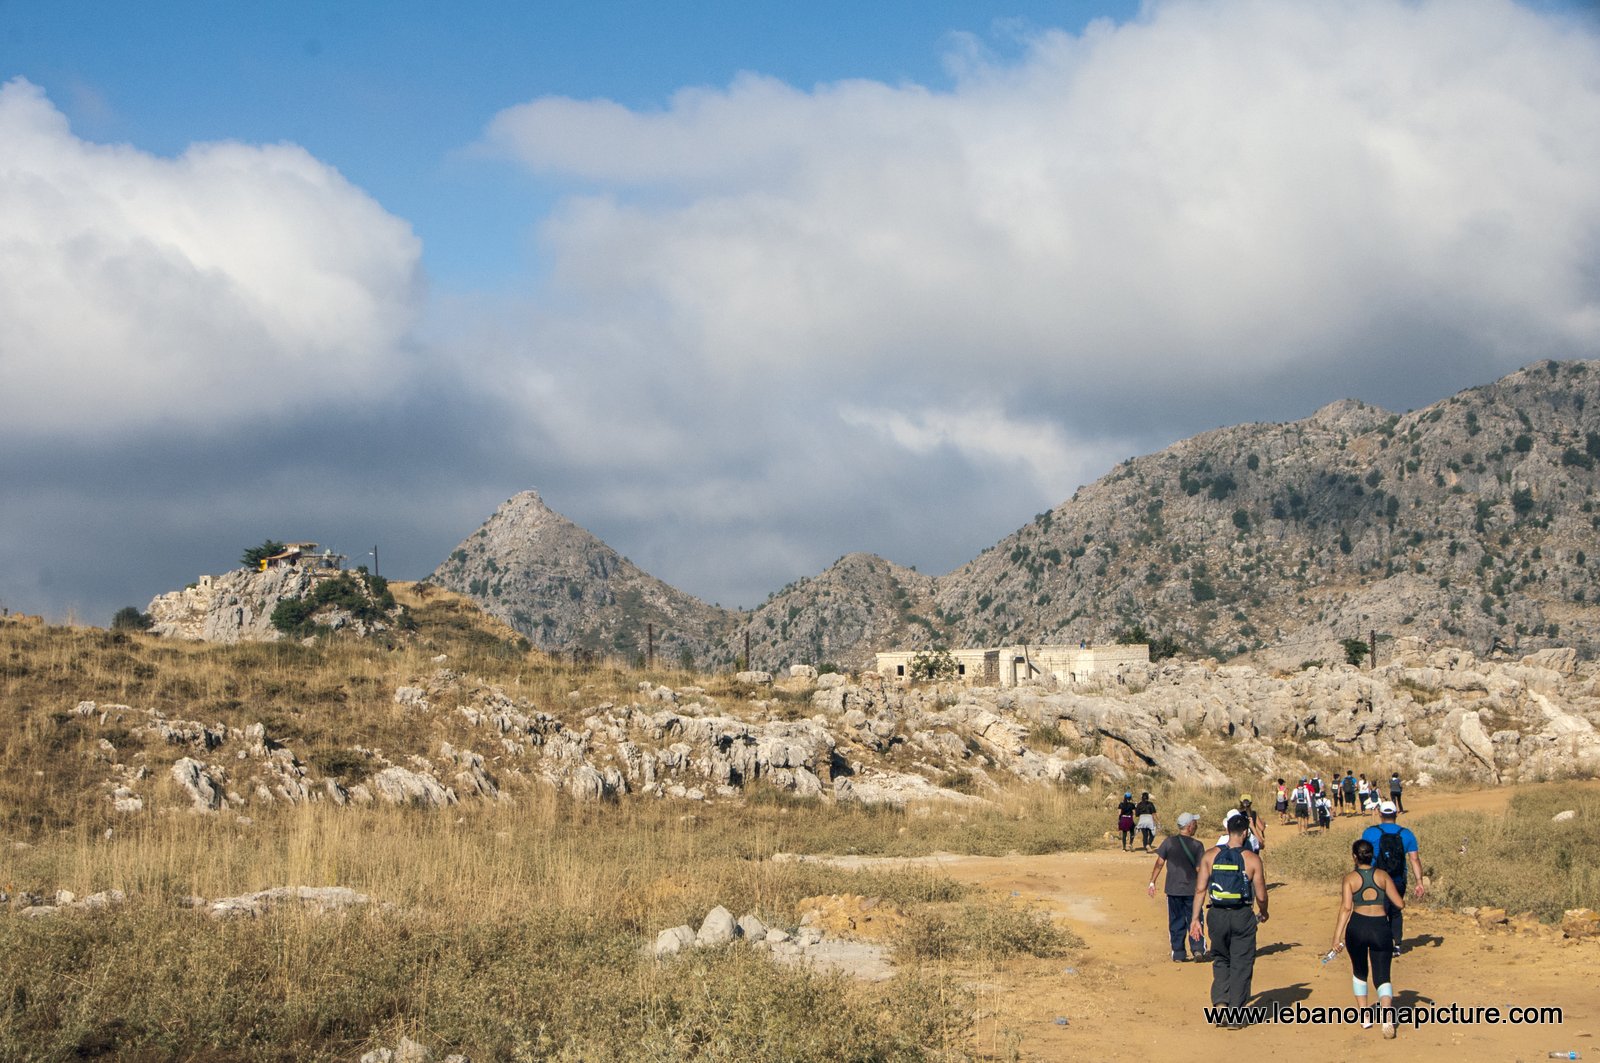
left=1135, top=791, right=1159, bottom=851
left=1316, top=791, right=1333, bottom=831
left=1330, top=837, right=1406, bottom=1037
left=1236, top=795, right=1267, bottom=852
left=1148, top=812, right=1207, bottom=961
left=1331, top=771, right=1345, bottom=816
left=1292, top=779, right=1311, bottom=830
left=1117, top=792, right=1138, bottom=852
left=1341, top=770, right=1358, bottom=817
left=1356, top=773, right=1370, bottom=810
left=1361, top=801, right=1424, bottom=955
left=1388, top=771, right=1405, bottom=814
left=1274, top=778, right=1290, bottom=824
left=1190, top=814, right=1269, bottom=1021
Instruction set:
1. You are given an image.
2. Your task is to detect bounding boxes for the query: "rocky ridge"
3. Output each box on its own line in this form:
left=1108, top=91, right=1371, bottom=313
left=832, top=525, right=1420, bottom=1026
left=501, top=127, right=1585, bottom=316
left=54, top=642, right=1600, bottom=832
left=426, top=361, right=1600, bottom=671
left=146, top=566, right=402, bottom=643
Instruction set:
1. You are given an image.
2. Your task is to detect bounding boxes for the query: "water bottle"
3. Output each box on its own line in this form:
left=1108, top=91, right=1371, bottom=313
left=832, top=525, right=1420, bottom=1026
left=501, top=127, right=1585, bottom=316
left=1546, top=1053, right=1580, bottom=1060
left=1320, top=949, right=1338, bottom=965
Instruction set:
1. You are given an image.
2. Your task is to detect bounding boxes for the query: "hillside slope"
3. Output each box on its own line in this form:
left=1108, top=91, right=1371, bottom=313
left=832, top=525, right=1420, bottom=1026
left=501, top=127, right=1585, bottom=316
left=937, top=359, right=1600, bottom=661
left=433, top=360, right=1600, bottom=669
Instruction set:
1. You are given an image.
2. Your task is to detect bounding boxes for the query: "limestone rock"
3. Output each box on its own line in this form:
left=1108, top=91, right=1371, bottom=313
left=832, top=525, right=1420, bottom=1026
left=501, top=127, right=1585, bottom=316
left=696, top=905, right=738, bottom=947
left=171, top=758, right=223, bottom=811
left=368, top=767, right=456, bottom=808
left=737, top=913, right=768, bottom=943
left=1561, top=908, right=1599, bottom=939
left=654, top=925, right=696, bottom=958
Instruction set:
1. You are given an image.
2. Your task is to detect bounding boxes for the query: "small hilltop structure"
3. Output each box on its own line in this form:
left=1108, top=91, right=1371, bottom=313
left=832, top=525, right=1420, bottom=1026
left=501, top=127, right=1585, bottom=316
left=874, top=641, right=1150, bottom=687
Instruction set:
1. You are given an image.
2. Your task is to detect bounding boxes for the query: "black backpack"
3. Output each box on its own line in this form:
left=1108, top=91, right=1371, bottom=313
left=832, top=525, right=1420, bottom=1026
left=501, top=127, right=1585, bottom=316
left=1375, top=827, right=1407, bottom=879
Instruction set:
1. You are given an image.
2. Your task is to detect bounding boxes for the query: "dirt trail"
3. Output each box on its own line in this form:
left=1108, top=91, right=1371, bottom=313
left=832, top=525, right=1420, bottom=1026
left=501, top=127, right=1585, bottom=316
left=917, top=782, right=1599, bottom=1061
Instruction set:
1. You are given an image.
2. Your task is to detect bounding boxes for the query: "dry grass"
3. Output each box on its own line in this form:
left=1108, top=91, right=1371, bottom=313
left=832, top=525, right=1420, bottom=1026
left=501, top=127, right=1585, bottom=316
left=0, top=604, right=1273, bottom=1059
left=1266, top=785, right=1600, bottom=921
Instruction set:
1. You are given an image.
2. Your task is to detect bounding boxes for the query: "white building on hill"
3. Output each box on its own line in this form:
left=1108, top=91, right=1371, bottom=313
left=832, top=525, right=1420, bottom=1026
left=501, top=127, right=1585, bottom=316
left=874, top=642, right=1149, bottom=688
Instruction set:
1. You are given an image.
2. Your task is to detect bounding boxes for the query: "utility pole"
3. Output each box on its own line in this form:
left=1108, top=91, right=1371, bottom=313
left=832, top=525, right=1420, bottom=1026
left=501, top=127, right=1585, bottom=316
left=744, top=630, right=751, bottom=671
left=1369, top=628, right=1377, bottom=670
left=369, top=545, right=380, bottom=578
left=646, top=623, right=654, bottom=670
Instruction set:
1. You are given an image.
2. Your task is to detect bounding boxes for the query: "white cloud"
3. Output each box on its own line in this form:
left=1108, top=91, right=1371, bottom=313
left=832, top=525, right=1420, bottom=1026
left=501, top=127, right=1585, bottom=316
left=838, top=403, right=1128, bottom=499
left=0, top=78, right=424, bottom=437
left=456, top=0, right=1600, bottom=604
left=483, top=0, right=1600, bottom=433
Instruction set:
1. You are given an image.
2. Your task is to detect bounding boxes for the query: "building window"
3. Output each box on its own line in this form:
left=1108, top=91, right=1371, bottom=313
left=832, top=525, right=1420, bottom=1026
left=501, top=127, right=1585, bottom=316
left=957, top=664, right=966, bottom=675
left=896, top=664, right=905, bottom=676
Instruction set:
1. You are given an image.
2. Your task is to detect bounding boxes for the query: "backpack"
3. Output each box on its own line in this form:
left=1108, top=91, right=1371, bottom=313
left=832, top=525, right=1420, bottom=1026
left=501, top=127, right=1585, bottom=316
left=1207, top=846, right=1253, bottom=908
left=1375, top=826, right=1407, bottom=879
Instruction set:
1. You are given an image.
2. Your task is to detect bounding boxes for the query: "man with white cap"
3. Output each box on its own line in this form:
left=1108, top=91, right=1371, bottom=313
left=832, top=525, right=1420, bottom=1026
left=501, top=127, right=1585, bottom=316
left=1148, top=812, right=1207, bottom=961
left=1361, top=801, right=1424, bottom=955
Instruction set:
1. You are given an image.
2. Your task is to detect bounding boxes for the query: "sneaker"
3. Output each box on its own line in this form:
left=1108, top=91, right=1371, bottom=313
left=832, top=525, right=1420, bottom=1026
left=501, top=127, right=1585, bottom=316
left=1382, top=1020, right=1397, bottom=1039
left=1392, top=945, right=1402, bottom=957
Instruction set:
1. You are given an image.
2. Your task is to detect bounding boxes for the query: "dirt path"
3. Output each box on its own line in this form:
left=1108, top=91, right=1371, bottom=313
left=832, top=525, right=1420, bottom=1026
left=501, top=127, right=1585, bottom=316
left=915, top=783, right=1599, bottom=1061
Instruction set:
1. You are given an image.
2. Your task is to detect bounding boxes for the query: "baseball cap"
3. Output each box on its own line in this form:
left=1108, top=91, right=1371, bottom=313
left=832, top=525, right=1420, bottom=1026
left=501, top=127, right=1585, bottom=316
left=1379, top=800, right=1397, bottom=814
left=1177, top=812, right=1198, bottom=828
left=1239, top=794, right=1252, bottom=804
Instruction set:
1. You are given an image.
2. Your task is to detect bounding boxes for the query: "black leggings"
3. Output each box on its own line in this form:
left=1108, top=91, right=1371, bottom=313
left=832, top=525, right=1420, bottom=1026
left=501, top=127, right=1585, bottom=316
left=1346, top=912, right=1393, bottom=990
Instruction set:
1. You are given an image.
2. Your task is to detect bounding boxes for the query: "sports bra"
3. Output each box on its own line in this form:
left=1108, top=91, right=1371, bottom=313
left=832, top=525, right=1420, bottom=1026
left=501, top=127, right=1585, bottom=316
left=1353, top=867, right=1385, bottom=911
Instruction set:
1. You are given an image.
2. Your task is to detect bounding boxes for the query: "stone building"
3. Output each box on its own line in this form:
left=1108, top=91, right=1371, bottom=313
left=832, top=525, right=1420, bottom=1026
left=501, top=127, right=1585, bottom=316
left=874, top=642, right=1150, bottom=688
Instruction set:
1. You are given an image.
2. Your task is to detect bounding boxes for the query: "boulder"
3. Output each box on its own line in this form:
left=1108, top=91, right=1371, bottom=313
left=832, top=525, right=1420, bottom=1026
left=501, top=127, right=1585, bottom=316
left=654, top=925, right=696, bottom=958
left=737, top=913, right=769, bottom=943
left=1561, top=908, right=1600, bottom=939
left=1553, top=809, right=1578, bottom=823
left=171, top=758, right=223, bottom=811
left=696, top=906, right=738, bottom=947
left=368, top=767, right=456, bottom=808
left=736, top=671, right=774, bottom=686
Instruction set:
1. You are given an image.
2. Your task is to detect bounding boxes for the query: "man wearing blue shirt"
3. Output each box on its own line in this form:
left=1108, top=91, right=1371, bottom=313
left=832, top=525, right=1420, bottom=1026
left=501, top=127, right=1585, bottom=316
left=1362, top=801, right=1425, bottom=955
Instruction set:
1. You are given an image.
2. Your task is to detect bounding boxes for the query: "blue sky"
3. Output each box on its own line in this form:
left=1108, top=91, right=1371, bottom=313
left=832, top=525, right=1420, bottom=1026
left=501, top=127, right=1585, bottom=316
left=2, top=0, right=1599, bottom=626
left=5, top=0, right=1139, bottom=290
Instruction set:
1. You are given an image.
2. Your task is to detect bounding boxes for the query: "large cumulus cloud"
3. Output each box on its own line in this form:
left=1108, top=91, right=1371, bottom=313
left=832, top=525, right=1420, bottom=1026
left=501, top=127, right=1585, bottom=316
left=485, top=0, right=1600, bottom=450
left=0, top=77, right=424, bottom=437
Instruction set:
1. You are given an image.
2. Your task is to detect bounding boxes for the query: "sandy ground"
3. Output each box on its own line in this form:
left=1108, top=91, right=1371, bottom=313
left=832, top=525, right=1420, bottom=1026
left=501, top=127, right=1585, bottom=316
left=884, top=782, right=1600, bottom=1061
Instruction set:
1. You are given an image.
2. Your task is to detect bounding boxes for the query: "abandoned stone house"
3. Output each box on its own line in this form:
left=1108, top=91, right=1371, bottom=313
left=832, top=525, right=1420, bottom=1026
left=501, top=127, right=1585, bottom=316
left=874, top=642, right=1150, bottom=688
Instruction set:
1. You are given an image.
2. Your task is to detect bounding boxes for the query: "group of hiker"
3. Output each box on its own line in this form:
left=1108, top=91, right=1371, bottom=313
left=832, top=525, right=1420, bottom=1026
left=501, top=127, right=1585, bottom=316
left=1273, top=771, right=1406, bottom=829
left=1143, top=788, right=1424, bottom=1035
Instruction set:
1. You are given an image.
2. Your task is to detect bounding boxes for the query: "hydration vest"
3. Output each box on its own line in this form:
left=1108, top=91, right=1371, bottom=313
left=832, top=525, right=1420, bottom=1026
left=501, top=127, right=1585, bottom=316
left=1207, top=846, right=1253, bottom=909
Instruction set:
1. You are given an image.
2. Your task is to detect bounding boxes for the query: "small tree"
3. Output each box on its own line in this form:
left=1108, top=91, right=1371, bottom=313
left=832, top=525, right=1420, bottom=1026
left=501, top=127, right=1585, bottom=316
left=111, top=606, right=152, bottom=631
left=908, top=648, right=958, bottom=681
left=241, top=540, right=286, bottom=570
left=1342, top=637, right=1370, bottom=667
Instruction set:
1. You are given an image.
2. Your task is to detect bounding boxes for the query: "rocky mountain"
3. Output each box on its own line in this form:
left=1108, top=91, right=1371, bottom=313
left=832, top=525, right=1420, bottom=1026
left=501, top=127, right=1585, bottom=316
left=434, top=360, right=1600, bottom=670
left=428, top=490, right=739, bottom=668
left=933, top=359, right=1600, bottom=664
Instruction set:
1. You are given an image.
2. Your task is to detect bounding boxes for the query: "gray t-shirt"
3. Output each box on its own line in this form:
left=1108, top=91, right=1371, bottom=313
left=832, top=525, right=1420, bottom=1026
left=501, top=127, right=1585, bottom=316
left=1157, top=834, right=1206, bottom=896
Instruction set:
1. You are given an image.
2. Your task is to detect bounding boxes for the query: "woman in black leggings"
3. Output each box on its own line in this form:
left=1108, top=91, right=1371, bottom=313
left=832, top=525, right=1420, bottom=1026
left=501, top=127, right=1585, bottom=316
left=1330, top=838, right=1406, bottom=1037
